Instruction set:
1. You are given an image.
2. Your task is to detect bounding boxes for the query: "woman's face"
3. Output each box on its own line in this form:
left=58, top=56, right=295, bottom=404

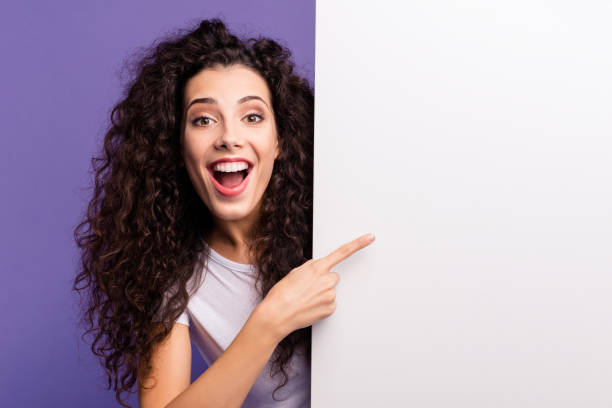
left=181, top=64, right=279, bottom=223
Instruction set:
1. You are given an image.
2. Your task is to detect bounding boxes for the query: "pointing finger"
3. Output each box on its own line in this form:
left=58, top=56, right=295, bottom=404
left=318, top=233, right=375, bottom=270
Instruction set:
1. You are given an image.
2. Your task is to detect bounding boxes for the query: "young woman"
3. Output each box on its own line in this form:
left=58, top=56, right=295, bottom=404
left=73, top=18, right=374, bottom=408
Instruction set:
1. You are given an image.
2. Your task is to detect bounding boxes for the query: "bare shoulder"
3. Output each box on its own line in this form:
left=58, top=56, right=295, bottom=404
left=138, top=322, right=192, bottom=408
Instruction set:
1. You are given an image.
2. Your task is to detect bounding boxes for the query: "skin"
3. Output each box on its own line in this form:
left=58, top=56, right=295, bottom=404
left=180, top=63, right=280, bottom=264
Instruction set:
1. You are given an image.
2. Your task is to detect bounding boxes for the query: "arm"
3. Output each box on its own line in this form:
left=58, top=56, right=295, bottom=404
left=140, top=233, right=374, bottom=408
left=139, top=302, right=284, bottom=408
left=138, top=322, right=192, bottom=408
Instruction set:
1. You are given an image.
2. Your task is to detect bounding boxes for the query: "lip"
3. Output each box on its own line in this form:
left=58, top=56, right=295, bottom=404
left=207, top=157, right=254, bottom=169
left=207, top=157, right=254, bottom=197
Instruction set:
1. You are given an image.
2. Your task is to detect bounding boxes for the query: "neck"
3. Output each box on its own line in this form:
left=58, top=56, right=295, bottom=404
left=206, top=200, right=262, bottom=264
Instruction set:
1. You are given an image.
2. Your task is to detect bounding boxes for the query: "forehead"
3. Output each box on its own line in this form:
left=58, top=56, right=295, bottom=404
left=183, top=64, right=271, bottom=108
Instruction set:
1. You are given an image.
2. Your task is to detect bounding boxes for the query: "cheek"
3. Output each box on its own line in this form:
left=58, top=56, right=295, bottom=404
left=181, top=137, right=211, bottom=188
left=183, top=135, right=209, bottom=163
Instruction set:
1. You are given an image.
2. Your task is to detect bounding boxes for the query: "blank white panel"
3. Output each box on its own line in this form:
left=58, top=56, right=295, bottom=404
left=312, top=1, right=612, bottom=406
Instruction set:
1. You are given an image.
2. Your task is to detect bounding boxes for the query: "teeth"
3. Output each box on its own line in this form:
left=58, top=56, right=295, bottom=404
left=213, top=161, right=250, bottom=172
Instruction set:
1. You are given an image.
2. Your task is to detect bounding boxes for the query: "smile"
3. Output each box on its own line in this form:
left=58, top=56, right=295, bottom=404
left=207, top=158, right=253, bottom=197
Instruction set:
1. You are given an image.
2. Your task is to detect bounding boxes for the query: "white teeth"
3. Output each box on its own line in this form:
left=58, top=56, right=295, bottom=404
left=213, top=161, right=250, bottom=172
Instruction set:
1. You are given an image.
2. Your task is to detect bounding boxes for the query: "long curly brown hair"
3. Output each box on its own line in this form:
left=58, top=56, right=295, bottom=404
left=73, top=18, right=313, bottom=407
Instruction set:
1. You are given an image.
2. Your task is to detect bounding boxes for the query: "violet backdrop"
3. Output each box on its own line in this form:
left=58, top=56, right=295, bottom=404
left=0, top=1, right=315, bottom=406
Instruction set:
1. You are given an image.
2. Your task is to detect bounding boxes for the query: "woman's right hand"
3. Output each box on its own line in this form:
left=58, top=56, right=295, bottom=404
left=262, top=233, right=376, bottom=341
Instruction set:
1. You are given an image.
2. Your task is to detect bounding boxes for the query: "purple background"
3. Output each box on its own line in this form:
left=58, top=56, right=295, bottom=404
left=0, top=1, right=314, bottom=406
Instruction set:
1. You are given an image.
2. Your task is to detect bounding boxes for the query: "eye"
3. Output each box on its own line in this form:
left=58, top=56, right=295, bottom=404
left=244, top=113, right=263, bottom=124
left=192, top=115, right=214, bottom=127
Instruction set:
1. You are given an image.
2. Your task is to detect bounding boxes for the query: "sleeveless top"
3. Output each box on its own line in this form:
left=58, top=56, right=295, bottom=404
left=172, top=245, right=311, bottom=407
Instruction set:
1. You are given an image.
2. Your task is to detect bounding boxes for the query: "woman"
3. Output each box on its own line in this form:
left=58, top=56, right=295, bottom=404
left=73, top=18, right=374, bottom=408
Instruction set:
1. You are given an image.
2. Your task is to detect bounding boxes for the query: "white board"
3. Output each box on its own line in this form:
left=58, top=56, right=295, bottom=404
left=312, top=1, right=612, bottom=406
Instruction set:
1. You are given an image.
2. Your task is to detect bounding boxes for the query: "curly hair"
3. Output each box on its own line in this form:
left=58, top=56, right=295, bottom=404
left=73, top=18, right=313, bottom=407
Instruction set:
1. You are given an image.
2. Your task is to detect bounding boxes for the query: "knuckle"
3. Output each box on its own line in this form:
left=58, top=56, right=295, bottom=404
left=329, top=271, right=340, bottom=285
left=313, top=260, right=327, bottom=274
left=324, top=272, right=338, bottom=287
left=328, top=301, right=337, bottom=314
left=300, top=259, right=315, bottom=271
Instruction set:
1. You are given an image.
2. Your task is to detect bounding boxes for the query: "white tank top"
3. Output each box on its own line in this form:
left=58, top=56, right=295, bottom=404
left=174, top=245, right=311, bottom=407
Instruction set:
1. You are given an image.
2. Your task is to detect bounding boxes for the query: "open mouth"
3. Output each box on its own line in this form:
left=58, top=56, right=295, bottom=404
left=207, top=162, right=253, bottom=197
left=213, top=168, right=250, bottom=188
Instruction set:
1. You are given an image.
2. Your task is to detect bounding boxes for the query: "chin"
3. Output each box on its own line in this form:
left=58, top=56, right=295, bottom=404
left=209, top=202, right=254, bottom=221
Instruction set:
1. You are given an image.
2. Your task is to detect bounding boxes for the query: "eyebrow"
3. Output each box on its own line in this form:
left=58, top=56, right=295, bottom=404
left=185, top=95, right=270, bottom=112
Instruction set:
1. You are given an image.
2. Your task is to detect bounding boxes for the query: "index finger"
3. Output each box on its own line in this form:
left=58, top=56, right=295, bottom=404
left=318, top=233, right=375, bottom=270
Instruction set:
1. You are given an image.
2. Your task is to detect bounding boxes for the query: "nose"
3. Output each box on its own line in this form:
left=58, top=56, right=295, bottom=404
left=214, top=121, right=243, bottom=151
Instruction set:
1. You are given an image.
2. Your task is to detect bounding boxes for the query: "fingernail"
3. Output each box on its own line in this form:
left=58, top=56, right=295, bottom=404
left=365, top=233, right=375, bottom=242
